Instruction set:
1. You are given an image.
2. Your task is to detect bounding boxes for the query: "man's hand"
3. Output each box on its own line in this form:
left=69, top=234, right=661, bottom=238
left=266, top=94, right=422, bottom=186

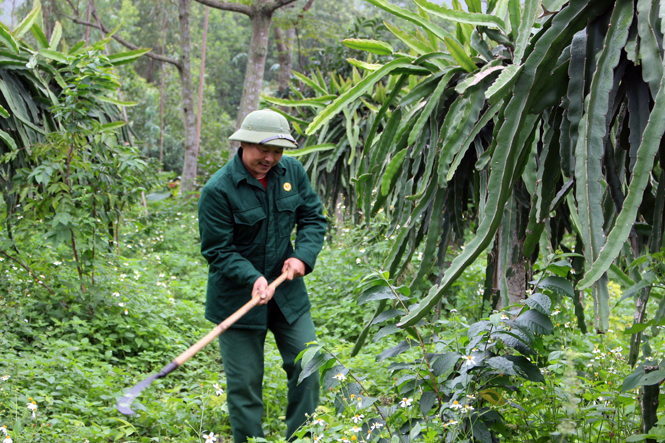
left=282, top=258, right=306, bottom=281
left=253, top=276, right=275, bottom=305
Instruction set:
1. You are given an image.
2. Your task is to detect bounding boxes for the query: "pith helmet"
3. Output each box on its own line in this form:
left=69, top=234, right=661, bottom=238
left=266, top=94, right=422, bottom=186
left=229, top=109, right=298, bottom=149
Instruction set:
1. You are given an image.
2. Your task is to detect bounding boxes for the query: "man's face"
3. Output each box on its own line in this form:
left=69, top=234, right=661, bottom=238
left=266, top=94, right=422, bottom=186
left=240, top=142, right=284, bottom=178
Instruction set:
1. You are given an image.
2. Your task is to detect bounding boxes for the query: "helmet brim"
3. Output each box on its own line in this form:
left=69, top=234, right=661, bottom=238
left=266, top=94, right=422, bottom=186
left=229, top=128, right=298, bottom=149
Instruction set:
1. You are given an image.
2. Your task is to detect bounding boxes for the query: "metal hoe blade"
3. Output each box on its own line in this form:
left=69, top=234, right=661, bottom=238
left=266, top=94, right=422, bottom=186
left=116, top=373, right=160, bottom=415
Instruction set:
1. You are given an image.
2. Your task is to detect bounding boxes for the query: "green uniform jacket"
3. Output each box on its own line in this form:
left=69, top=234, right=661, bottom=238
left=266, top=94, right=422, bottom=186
left=198, top=149, right=327, bottom=329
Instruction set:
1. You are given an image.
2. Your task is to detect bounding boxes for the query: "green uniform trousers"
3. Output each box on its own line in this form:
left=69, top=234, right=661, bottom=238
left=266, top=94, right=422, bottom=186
left=218, top=300, right=319, bottom=443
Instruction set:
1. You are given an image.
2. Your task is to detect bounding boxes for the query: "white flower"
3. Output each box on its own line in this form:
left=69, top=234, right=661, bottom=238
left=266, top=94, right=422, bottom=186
left=203, top=432, right=216, bottom=443
left=312, top=418, right=326, bottom=426
left=450, top=309, right=458, bottom=313
left=463, top=355, right=476, bottom=367
left=449, top=400, right=462, bottom=410
left=443, top=419, right=458, bottom=428
left=466, top=394, right=476, bottom=400
left=313, top=434, right=324, bottom=443
left=124, top=310, right=128, bottom=315
left=370, top=422, right=384, bottom=430
left=0, top=426, right=6, bottom=435
left=351, top=414, right=364, bottom=424
left=27, top=401, right=37, bottom=418
left=463, top=404, right=474, bottom=412
left=3, top=436, right=11, bottom=443
left=500, top=314, right=509, bottom=320
left=118, top=303, right=125, bottom=307
left=356, top=258, right=361, bottom=264
left=552, top=309, right=561, bottom=315
left=337, top=439, right=350, bottom=443
left=333, top=373, right=347, bottom=381
left=112, top=292, right=120, bottom=297
left=351, top=425, right=362, bottom=432
left=53, top=261, right=62, bottom=265
left=399, top=397, right=413, bottom=408
left=1, top=376, right=9, bottom=381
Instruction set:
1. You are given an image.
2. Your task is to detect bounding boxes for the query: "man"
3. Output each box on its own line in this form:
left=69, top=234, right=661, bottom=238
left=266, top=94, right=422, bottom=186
left=198, top=109, right=327, bottom=442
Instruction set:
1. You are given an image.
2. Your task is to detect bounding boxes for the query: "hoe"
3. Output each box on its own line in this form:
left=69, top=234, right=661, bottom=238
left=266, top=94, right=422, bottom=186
left=116, top=271, right=288, bottom=415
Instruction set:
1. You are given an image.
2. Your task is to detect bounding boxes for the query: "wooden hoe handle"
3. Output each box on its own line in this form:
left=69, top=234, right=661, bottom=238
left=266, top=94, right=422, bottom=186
left=173, top=271, right=289, bottom=366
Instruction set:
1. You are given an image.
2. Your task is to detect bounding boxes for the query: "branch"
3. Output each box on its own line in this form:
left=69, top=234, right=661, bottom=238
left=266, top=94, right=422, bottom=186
left=264, top=0, right=299, bottom=14
left=192, top=0, right=251, bottom=16
left=0, top=249, right=56, bottom=296
left=68, top=16, right=182, bottom=68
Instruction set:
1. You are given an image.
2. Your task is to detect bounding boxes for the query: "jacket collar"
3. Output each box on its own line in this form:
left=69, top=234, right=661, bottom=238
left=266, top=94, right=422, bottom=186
left=230, top=147, right=286, bottom=187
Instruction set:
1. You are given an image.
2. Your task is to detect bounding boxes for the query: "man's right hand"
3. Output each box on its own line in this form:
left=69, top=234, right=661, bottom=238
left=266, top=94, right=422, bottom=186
left=253, top=276, right=275, bottom=305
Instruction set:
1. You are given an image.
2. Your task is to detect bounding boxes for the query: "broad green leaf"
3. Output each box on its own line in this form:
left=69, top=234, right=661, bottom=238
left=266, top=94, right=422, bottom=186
left=107, top=48, right=151, bottom=66
left=432, top=352, right=461, bottom=376
left=352, top=300, right=387, bottom=356
left=615, top=271, right=656, bottom=307
left=0, top=26, right=19, bottom=54
left=486, top=356, right=519, bottom=376
left=515, top=309, right=554, bottom=335
left=342, top=38, right=394, bottom=55
left=12, top=4, right=41, bottom=39
left=31, top=23, right=48, bottom=48
left=49, top=21, right=62, bottom=50
left=637, top=370, right=665, bottom=387
left=537, top=276, right=574, bottom=298
left=444, top=37, right=477, bottom=72
left=0, top=104, right=9, bottom=118
left=39, top=49, right=68, bottom=63
left=414, top=0, right=507, bottom=33
left=284, top=144, right=336, bottom=157
left=376, top=339, right=418, bottom=361
left=0, top=128, right=17, bottom=150
left=622, top=367, right=645, bottom=392
left=506, top=355, right=545, bottom=383
left=306, top=58, right=414, bottom=135
left=525, top=292, right=552, bottom=315
left=357, top=286, right=397, bottom=304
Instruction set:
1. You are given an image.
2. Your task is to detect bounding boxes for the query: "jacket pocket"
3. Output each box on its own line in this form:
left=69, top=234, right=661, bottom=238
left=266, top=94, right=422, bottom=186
left=232, top=206, right=266, bottom=245
left=275, top=194, right=302, bottom=237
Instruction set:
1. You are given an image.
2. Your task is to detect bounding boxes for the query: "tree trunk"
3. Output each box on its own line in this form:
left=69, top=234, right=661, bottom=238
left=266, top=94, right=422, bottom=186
left=231, top=3, right=273, bottom=157
left=274, top=26, right=294, bottom=94
left=178, top=0, right=199, bottom=194
left=196, top=7, right=210, bottom=153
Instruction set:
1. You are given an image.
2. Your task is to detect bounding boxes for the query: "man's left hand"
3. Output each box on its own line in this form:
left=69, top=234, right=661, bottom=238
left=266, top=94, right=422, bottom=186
left=282, top=258, right=305, bottom=281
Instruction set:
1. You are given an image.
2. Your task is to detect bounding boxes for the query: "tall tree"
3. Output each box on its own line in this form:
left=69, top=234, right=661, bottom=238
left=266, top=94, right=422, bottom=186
left=69, top=0, right=200, bottom=193
left=194, top=0, right=299, bottom=156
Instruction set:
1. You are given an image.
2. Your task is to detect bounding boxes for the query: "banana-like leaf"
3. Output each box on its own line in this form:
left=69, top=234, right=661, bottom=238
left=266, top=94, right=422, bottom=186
left=636, top=0, right=663, bottom=96
left=285, top=144, right=337, bottom=157
left=513, top=0, right=541, bottom=64
left=365, top=0, right=456, bottom=44
left=384, top=21, right=434, bottom=55
left=30, top=24, right=48, bottom=49
left=444, top=37, right=477, bottom=72
left=346, top=58, right=382, bottom=72
left=573, top=0, right=634, bottom=332
left=96, top=96, right=138, bottom=107
left=399, top=0, right=614, bottom=327
left=408, top=68, right=459, bottom=145
left=342, top=38, right=394, bottom=55
left=50, top=21, right=62, bottom=50
left=0, top=27, right=19, bottom=54
left=0, top=128, right=17, bottom=150
left=39, top=49, right=68, bottom=63
left=381, top=148, right=408, bottom=196
left=107, top=48, right=151, bottom=66
left=12, top=4, right=41, bottom=39
left=579, top=70, right=665, bottom=291
left=413, top=0, right=507, bottom=33
left=485, top=64, right=522, bottom=103
left=306, top=58, right=414, bottom=135
left=291, top=70, right=328, bottom=95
